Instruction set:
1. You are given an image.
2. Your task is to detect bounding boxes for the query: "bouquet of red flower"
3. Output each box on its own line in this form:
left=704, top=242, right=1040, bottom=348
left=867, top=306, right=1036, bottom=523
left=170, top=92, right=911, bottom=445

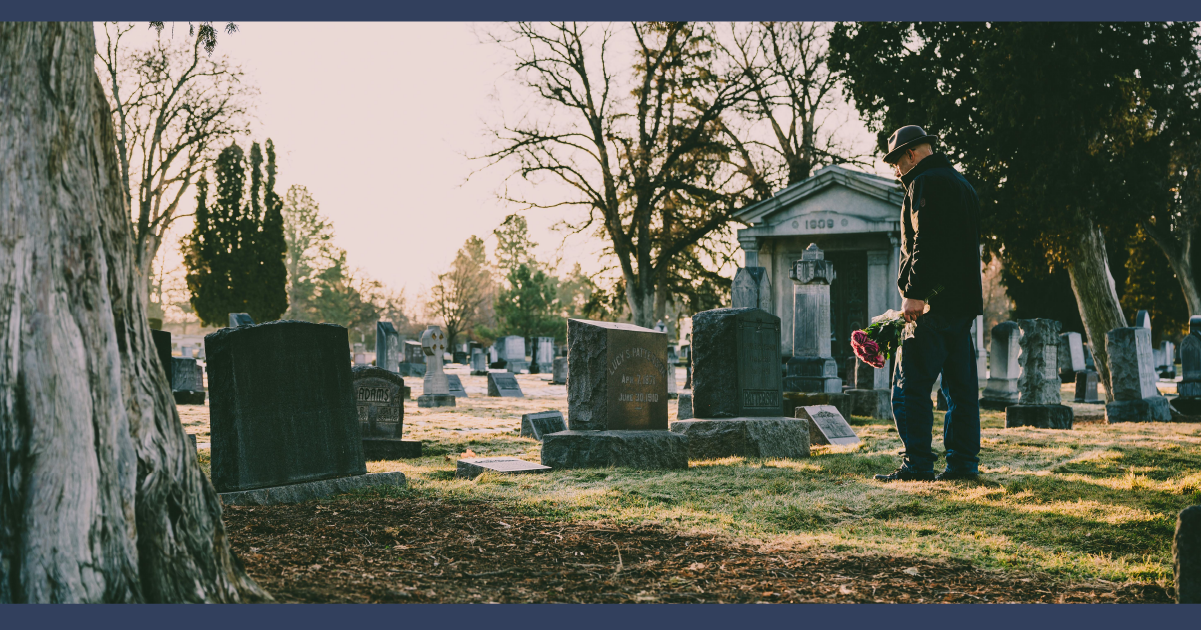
left=850, top=311, right=906, bottom=369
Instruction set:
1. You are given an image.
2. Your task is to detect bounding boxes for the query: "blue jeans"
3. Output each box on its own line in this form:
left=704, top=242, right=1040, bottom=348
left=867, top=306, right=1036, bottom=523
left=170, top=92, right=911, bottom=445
left=891, top=311, right=981, bottom=473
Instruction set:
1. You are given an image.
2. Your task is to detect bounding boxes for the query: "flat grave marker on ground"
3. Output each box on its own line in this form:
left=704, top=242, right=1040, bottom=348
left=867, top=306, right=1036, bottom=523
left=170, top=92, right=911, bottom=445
left=520, top=410, right=567, bottom=441
left=794, top=405, right=859, bottom=446
left=447, top=374, right=468, bottom=398
left=455, top=457, right=551, bottom=480
left=488, top=372, right=525, bottom=397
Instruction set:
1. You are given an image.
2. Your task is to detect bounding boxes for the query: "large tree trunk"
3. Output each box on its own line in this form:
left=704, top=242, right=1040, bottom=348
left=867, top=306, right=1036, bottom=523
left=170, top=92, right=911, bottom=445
left=1064, top=217, right=1128, bottom=403
left=1142, top=218, right=1201, bottom=317
left=0, top=22, right=268, bottom=603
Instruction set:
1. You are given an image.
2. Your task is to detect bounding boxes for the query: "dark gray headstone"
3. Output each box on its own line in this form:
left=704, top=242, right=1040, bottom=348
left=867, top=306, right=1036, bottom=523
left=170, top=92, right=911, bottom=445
left=1105, top=327, right=1171, bottom=423
left=447, top=374, right=467, bottom=398
left=470, top=348, right=488, bottom=375
left=1176, top=505, right=1201, bottom=603
left=1176, top=316, right=1201, bottom=415
left=520, top=410, right=567, bottom=441
left=487, top=372, right=524, bottom=397
left=1058, top=332, right=1085, bottom=383
left=551, top=356, right=568, bottom=384
left=692, top=307, right=783, bottom=419
left=376, top=321, right=400, bottom=372
left=677, top=392, right=693, bottom=420
left=352, top=365, right=404, bottom=438
left=171, top=357, right=205, bottom=393
left=456, top=457, right=551, bottom=480
left=205, top=321, right=366, bottom=493
left=1074, top=370, right=1101, bottom=403
left=567, top=319, right=669, bottom=431
left=151, top=328, right=173, bottom=385
left=794, top=405, right=859, bottom=446
left=228, top=313, right=255, bottom=328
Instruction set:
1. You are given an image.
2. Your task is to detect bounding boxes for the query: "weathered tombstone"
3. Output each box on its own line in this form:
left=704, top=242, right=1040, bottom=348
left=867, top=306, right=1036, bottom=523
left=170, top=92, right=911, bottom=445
left=1105, top=326, right=1172, bottom=423
left=971, top=315, right=989, bottom=388
left=520, top=410, right=567, bottom=441
left=487, top=372, right=524, bottom=397
left=550, top=356, right=568, bottom=385
left=456, top=457, right=551, bottom=480
left=182, top=345, right=193, bottom=359
left=541, top=319, right=688, bottom=469
left=1172, top=316, right=1201, bottom=415
left=453, top=350, right=468, bottom=364
left=731, top=267, right=772, bottom=312
left=171, top=357, right=206, bottom=405
left=784, top=245, right=841, bottom=394
left=1157, top=340, right=1177, bottom=379
left=353, top=365, right=421, bottom=460
left=1058, top=332, right=1086, bottom=384
left=353, top=342, right=368, bottom=365
left=417, top=326, right=456, bottom=408
left=1136, top=309, right=1152, bottom=332
left=205, top=321, right=405, bottom=504
left=794, top=405, right=859, bottom=446
left=151, top=327, right=173, bottom=385
left=1083, top=342, right=1096, bottom=371
left=846, top=357, right=892, bottom=420
left=500, top=335, right=529, bottom=373
left=446, top=374, right=468, bottom=398
left=534, top=336, right=555, bottom=373
left=470, top=348, right=488, bottom=376
left=376, top=321, right=401, bottom=373
left=1074, top=370, right=1101, bottom=404
left=980, top=322, right=1021, bottom=409
left=1175, top=505, right=1201, bottom=603
left=399, top=340, right=426, bottom=377
left=677, top=392, right=693, bottom=420
left=672, top=308, right=809, bottom=459
left=1006, top=319, right=1073, bottom=429
left=487, top=345, right=500, bottom=367
left=228, top=313, right=254, bottom=328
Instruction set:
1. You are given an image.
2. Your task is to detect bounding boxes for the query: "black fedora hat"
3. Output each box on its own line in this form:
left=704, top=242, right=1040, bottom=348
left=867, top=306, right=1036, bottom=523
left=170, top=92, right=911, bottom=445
left=883, top=125, right=939, bottom=164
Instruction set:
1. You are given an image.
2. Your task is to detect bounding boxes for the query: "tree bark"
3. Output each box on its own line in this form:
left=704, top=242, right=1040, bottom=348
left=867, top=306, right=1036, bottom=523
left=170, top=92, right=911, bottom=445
left=0, top=22, right=268, bottom=603
left=1064, top=217, right=1128, bottom=403
left=1141, top=218, right=1201, bottom=317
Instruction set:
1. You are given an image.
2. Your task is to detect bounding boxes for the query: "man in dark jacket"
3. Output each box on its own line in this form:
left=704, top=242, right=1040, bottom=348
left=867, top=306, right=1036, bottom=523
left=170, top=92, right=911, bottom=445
left=875, top=125, right=984, bottom=482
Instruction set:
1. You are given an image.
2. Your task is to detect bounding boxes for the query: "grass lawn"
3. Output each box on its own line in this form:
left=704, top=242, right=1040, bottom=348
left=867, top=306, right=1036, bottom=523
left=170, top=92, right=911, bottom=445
left=194, top=369, right=1201, bottom=593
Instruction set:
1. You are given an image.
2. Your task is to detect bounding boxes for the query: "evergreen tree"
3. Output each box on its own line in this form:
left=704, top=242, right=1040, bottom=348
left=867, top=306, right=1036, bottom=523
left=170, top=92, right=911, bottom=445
left=184, top=139, right=288, bottom=326
left=494, top=263, right=563, bottom=341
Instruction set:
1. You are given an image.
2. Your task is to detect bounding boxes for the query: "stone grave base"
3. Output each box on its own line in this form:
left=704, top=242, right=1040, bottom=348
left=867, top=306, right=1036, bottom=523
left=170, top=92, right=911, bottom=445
left=362, top=438, right=422, bottom=460
left=847, top=389, right=892, bottom=420
left=506, top=360, right=530, bottom=373
left=1005, top=404, right=1073, bottom=429
left=670, top=417, right=809, bottom=460
left=540, top=430, right=688, bottom=470
left=456, top=457, right=551, bottom=480
left=783, top=391, right=850, bottom=423
left=173, top=390, right=205, bottom=405
left=417, top=394, right=456, bottom=408
left=1171, top=397, right=1201, bottom=417
left=1106, top=396, right=1172, bottom=423
left=218, top=472, right=407, bottom=507
left=980, top=396, right=1019, bottom=411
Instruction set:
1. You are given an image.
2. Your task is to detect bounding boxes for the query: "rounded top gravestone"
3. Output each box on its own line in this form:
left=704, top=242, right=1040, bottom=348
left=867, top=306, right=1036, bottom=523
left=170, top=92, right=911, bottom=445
left=421, top=326, right=447, bottom=355
left=351, top=365, right=405, bottom=438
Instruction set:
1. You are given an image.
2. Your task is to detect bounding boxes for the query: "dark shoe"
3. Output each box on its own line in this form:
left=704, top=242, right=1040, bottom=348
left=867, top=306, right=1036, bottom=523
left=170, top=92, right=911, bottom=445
left=934, top=469, right=979, bottom=481
left=874, top=467, right=936, bottom=482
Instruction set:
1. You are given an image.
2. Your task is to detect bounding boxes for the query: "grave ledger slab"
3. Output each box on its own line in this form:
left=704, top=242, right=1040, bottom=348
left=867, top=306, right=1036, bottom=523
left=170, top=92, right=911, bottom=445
left=521, top=410, right=567, bottom=441
left=417, top=326, right=456, bottom=408
left=456, top=457, right=551, bottom=480
left=352, top=365, right=421, bottom=460
left=488, top=372, right=525, bottom=397
left=206, top=321, right=399, bottom=497
left=679, top=307, right=809, bottom=459
left=794, top=405, right=860, bottom=446
left=1105, top=327, right=1172, bottom=423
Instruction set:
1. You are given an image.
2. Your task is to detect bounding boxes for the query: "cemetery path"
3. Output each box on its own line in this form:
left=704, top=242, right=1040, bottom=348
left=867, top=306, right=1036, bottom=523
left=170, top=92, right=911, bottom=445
left=223, top=495, right=1170, bottom=604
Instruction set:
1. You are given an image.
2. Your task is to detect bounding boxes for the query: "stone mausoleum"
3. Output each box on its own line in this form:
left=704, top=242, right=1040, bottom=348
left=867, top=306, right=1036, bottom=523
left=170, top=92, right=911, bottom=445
left=733, top=165, right=905, bottom=373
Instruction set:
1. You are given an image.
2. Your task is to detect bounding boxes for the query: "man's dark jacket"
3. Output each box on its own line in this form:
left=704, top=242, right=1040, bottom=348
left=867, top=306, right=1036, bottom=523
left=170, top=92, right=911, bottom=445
left=897, top=153, right=984, bottom=317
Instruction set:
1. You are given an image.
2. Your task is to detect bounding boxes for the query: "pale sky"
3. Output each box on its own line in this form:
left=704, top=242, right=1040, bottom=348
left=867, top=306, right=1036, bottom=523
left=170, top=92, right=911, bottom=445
left=101, top=22, right=886, bottom=311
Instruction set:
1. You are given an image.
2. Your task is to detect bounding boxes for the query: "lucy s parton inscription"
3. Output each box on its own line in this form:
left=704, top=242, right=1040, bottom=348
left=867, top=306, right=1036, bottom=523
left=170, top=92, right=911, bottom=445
left=607, top=344, right=669, bottom=430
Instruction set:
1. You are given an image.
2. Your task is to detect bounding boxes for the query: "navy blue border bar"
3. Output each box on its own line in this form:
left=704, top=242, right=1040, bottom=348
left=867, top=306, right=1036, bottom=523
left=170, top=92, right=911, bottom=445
left=14, top=603, right=1201, bottom=630
left=5, top=0, right=1201, bottom=21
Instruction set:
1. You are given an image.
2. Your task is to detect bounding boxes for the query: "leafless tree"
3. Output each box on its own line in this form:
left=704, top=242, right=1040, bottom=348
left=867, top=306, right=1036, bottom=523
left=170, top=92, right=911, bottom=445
left=482, top=22, right=758, bottom=328
left=96, top=22, right=256, bottom=292
left=426, top=236, right=494, bottom=349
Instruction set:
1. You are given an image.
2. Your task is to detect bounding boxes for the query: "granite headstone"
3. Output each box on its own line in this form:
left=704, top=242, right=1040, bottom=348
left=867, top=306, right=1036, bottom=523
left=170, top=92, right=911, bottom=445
left=1105, top=326, right=1171, bottom=423
left=447, top=374, right=468, bottom=398
left=487, top=372, right=524, bottom=397
left=417, top=326, right=456, bottom=408
left=981, top=322, right=1021, bottom=409
left=456, top=457, right=551, bottom=480
left=731, top=267, right=772, bottom=312
left=228, top=313, right=255, bottom=328
left=794, top=405, right=859, bottom=446
left=353, top=365, right=421, bottom=460
left=1058, top=332, right=1086, bottom=384
left=783, top=244, right=841, bottom=394
left=1006, top=319, right=1073, bottom=429
left=520, top=410, right=567, bottom=441
left=1176, top=316, right=1201, bottom=415
left=470, top=348, right=488, bottom=376
left=692, top=307, right=783, bottom=418
left=376, top=321, right=401, bottom=372
left=550, top=356, right=568, bottom=385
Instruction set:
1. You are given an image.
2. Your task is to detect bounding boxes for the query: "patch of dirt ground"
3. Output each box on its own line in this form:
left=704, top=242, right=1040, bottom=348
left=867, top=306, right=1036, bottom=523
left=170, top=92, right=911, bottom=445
left=224, top=496, right=1172, bottom=603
